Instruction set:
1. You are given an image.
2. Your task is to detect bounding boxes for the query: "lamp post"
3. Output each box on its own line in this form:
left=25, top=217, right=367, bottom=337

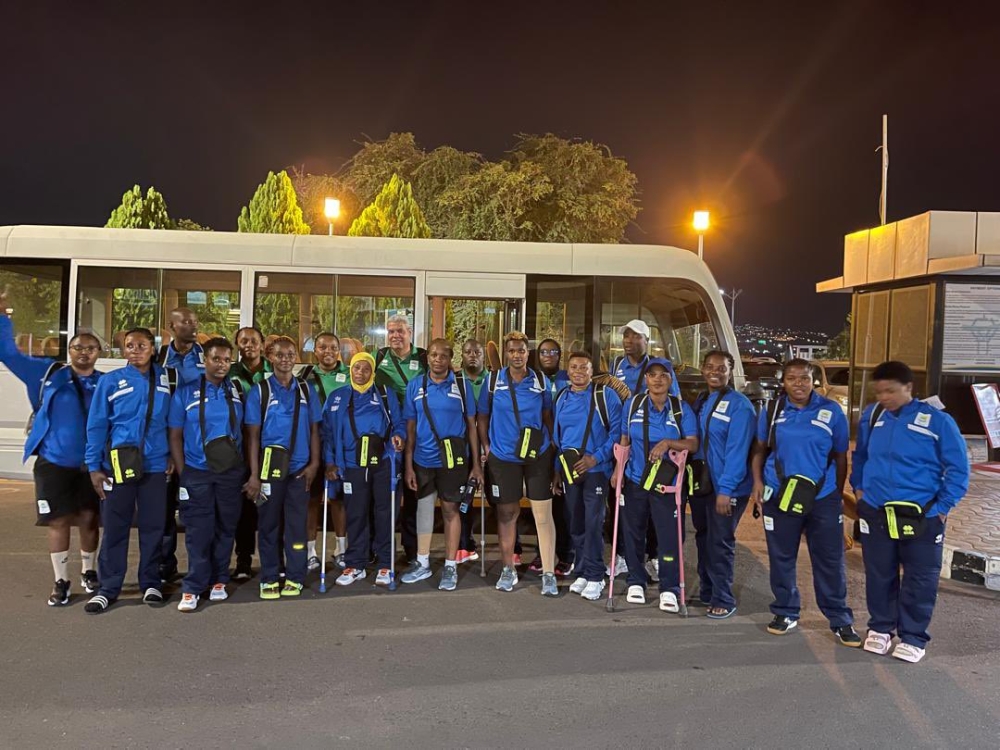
left=693, top=210, right=710, bottom=260
left=720, top=287, right=743, bottom=327
left=324, top=198, right=341, bottom=236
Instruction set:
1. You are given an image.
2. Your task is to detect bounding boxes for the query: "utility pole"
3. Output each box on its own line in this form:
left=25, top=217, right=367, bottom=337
left=879, top=114, right=888, bottom=225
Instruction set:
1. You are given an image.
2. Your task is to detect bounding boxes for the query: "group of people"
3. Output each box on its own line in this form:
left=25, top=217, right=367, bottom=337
left=1, top=297, right=969, bottom=663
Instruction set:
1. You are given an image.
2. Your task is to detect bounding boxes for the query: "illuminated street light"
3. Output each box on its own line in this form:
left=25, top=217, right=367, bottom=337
left=324, top=198, right=341, bottom=236
left=693, top=210, right=710, bottom=260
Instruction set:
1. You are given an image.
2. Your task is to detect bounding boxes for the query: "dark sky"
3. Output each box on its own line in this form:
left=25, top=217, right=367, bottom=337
left=3, top=1, right=999, bottom=334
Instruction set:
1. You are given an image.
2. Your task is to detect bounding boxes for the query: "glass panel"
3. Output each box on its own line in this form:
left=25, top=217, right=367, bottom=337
left=889, top=285, right=932, bottom=369
left=598, top=278, right=719, bottom=389
left=437, top=299, right=504, bottom=349
left=77, top=266, right=242, bottom=357
left=0, top=261, right=67, bottom=357
left=853, top=290, right=889, bottom=368
left=527, top=278, right=591, bottom=354
left=253, top=272, right=415, bottom=362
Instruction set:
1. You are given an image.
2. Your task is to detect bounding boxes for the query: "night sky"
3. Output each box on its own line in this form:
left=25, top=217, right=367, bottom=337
left=4, top=1, right=1000, bottom=334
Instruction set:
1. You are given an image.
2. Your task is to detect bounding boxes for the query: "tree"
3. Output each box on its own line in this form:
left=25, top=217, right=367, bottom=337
left=825, top=314, right=852, bottom=360
left=437, top=161, right=552, bottom=241
left=411, top=146, right=482, bottom=238
left=174, top=218, right=212, bottom=231
left=348, top=174, right=431, bottom=239
left=288, top=167, right=362, bottom=235
left=105, top=185, right=173, bottom=229
left=508, top=134, right=640, bottom=243
left=237, top=170, right=311, bottom=234
left=344, top=133, right=426, bottom=208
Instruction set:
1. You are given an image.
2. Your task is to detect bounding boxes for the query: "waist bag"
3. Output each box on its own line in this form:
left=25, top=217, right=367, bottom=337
left=556, top=389, right=597, bottom=486
left=420, top=375, right=469, bottom=470
left=200, top=376, right=243, bottom=474
left=884, top=500, right=936, bottom=540
left=768, top=398, right=829, bottom=517
left=260, top=380, right=303, bottom=481
left=349, top=388, right=390, bottom=468
left=110, top=368, right=157, bottom=485
left=509, top=377, right=544, bottom=463
left=686, top=388, right=730, bottom=497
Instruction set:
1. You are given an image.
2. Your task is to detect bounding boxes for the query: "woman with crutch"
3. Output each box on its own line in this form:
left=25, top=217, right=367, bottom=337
left=618, top=358, right=698, bottom=612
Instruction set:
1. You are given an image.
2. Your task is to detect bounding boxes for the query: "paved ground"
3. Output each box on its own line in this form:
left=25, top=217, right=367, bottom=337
left=1, top=478, right=998, bottom=749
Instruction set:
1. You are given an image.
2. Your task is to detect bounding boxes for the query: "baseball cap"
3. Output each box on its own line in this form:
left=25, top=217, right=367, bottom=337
left=645, top=357, right=675, bottom=375
left=620, top=319, right=651, bottom=338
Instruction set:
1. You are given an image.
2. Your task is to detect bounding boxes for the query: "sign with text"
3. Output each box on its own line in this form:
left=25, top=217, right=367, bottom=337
left=943, top=284, right=1000, bottom=371
left=971, top=383, right=1000, bottom=449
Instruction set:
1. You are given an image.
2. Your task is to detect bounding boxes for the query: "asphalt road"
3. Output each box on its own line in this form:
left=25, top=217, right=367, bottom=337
left=1, top=479, right=997, bottom=749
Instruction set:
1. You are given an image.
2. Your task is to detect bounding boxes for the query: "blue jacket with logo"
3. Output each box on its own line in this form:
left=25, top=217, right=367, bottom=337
left=851, top=400, right=969, bottom=517
left=613, top=354, right=681, bottom=397
left=160, top=341, right=205, bottom=387
left=324, top=386, right=405, bottom=470
left=553, top=384, right=623, bottom=477
left=168, top=378, right=245, bottom=472
left=621, top=393, right=698, bottom=485
left=478, top=368, right=553, bottom=464
left=402, top=372, right=477, bottom=469
left=86, top=363, right=174, bottom=473
left=0, top=316, right=103, bottom=466
left=756, top=391, right=849, bottom=496
left=693, top=388, right=755, bottom=498
left=244, top=377, right=322, bottom=475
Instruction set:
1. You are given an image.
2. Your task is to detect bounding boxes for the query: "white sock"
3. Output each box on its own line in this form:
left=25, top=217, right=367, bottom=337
left=336, top=537, right=347, bottom=556
left=445, top=559, right=456, bottom=569
left=417, top=553, right=430, bottom=568
left=307, top=541, right=317, bottom=558
left=50, top=551, right=70, bottom=582
left=80, top=550, right=96, bottom=574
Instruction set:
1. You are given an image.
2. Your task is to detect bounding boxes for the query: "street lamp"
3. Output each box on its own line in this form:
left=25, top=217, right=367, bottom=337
left=324, top=198, right=341, bottom=236
left=720, top=287, right=743, bottom=327
left=693, top=210, right=710, bottom=260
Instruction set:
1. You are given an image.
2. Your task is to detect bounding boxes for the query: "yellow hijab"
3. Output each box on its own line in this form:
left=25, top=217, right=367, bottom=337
left=350, top=351, right=377, bottom=394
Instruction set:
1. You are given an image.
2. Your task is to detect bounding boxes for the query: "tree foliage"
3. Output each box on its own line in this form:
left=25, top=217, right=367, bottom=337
left=348, top=174, right=431, bottom=239
left=288, top=167, right=362, bottom=235
left=237, top=170, right=311, bottom=234
left=174, top=218, right=212, bottom=231
left=411, top=146, right=482, bottom=238
left=437, top=161, right=552, bottom=241
left=343, top=133, right=426, bottom=208
left=105, top=185, right=173, bottom=229
left=825, top=314, right=852, bottom=360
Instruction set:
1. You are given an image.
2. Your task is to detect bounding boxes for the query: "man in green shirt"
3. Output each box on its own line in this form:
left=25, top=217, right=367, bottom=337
left=229, top=326, right=272, bottom=580
left=375, top=314, right=427, bottom=563
left=299, top=333, right=352, bottom=570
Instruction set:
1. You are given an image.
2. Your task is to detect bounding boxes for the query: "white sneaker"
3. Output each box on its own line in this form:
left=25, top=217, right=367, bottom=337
left=336, top=567, right=366, bottom=586
left=606, top=555, right=628, bottom=577
left=891, top=642, right=926, bottom=663
left=863, top=630, right=892, bottom=655
left=659, top=591, right=679, bottom=613
left=177, top=593, right=198, bottom=612
left=581, top=580, right=606, bottom=601
left=209, top=583, right=228, bottom=602
left=569, top=577, right=588, bottom=595
left=375, top=568, right=392, bottom=586
left=307, top=555, right=321, bottom=572
left=626, top=585, right=646, bottom=604
left=645, top=558, right=660, bottom=583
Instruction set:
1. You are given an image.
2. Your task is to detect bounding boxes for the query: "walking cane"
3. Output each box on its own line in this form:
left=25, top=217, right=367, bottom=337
left=319, top=480, right=330, bottom=593
left=669, top=449, right=690, bottom=618
left=388, top=450, right=399, bottom=591
left=606, top=442, right=630, bottom=613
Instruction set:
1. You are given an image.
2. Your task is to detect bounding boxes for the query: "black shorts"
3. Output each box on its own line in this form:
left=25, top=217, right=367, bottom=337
left=487, top=447, right=554, bottom=504
left=414, top=464, right=467, bottom=503
left=33, top=457, right=99, bottom=526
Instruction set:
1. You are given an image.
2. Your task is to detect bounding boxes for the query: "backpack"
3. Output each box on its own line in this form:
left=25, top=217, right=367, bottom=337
left=486, top=368, right=545, bottom=413
left=627, top=392, right=685, bottom=438
left=257, top=378, right=312, bottom=425
left=553, top=382, right=612, bottom=431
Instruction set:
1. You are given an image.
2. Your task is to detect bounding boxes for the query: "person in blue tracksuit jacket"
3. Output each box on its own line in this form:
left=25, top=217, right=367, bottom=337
left=243, top=337, right=322, bottom=600
left=324, top=351, right=405, bottom=587
left=0, top=302, right=104, bottom=606
left=158, top=306, right=206, bottom=581
left=477, top=332, right=557, bottom=596
left=168, top=338, right=246, bottom=613
left=83, top=327, right=174, bottom=614
left=619, top=358, right=699, bottom=613
left=851, top=360, right=969, bottom=664
left=553, top=352, right=623, bottom=601
left=533, top=338, right=573, bottom=576
left=401, top=339, right=483, bottom=591
left=751, top=358, right=860, bottom=646
left=688, top=350, right=755, bottom=619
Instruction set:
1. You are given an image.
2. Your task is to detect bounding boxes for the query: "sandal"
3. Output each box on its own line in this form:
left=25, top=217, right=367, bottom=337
left=706, top=605, right=737, bottom=620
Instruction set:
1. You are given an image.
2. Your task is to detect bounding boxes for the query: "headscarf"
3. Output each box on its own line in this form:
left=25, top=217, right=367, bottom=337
left=350, top=351, right=377, bottom=394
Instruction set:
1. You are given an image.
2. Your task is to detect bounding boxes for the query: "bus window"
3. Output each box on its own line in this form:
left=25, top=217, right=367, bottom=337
left=76, top=266, right=241, bottom=357
left=599, top=278, right=720, bottom=395
left=0, top=261, right=69, bottom=358
left=253, top=272, right=415, bottom=362
left=526, top=277, right=593, bottom=358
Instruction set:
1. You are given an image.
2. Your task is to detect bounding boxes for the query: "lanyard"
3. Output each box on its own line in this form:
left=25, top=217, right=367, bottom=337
left=198, top=376, right=238, bottom=449
left=420, top=375, right=466, bottom=441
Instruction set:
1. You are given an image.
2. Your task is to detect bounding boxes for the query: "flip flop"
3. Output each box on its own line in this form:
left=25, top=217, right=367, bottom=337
left=706, top=605, right=737, bottom=620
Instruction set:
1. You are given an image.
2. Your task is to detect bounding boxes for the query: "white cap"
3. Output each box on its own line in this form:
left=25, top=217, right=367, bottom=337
left=620, top=319, right=650, bottom=338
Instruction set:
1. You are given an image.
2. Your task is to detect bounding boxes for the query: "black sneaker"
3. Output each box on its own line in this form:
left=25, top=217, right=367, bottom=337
left=81, top=570, right=100, bottom=594
left=159, top=565, right=179, bottom=583
left=554, top=561, right=574, bottom=578
left=767, top=615, right=798, bottom=635
left=233, top=560, right=253, bottom=581
left=48, top=579, right=70, bottom=607
left=142, top=587, right=164, bottom=605
left=835, top=625, right=863, bottom=648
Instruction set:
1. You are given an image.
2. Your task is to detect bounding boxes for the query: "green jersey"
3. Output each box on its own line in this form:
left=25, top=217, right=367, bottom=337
left=299, top=361, right=351, bottom=406
left=457, top=368, right=487, bottom=400
left=374, top=345, right=427, bottom=397
left=229, top=358, right=272, bottom=395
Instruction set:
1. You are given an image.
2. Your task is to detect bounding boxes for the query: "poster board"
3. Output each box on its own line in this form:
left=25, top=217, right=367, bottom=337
left=943, top=284, right=1000, bottom=371
left=971, top=382, right=1000, bottom=449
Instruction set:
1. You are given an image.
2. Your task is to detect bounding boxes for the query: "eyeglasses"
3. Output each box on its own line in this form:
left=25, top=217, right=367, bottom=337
left=273, top=352, right=297, bottom=361
left=70, top=345, right=99, bottom=353
left=539, top=348, right=561, bottom=356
